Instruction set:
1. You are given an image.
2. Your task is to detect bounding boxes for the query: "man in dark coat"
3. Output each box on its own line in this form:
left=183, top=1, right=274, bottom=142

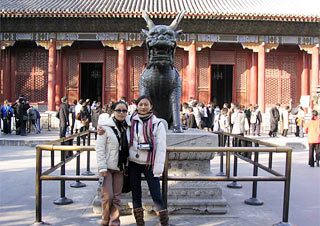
left=16, top=96, right=30, bottom=136
left=269, top=103, right=280, bottom=137
left=58, top=96, right=69, bottom=139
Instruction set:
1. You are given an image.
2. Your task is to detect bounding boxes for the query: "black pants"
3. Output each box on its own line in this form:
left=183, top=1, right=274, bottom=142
left=129, top=161, right=165, bottom=211
left=20, top=120, right=27, bottom=136
left=309, top=144, right=319, bottom=167
left=2, top=118, right=11, bottom=134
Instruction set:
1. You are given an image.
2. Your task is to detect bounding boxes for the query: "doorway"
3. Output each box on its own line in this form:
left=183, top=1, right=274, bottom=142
left=211, top=65, right=233, bottom=108
left=80, top=63, right=103, bottom=102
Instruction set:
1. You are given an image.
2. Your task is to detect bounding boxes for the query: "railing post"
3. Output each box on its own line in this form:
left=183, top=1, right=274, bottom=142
left=274, top=149, right=293, bottom=226
left=245, top=143, right=264, bottom=205
left=269, top=152, right=273, bottom=169
left=227, top=137, right=242, bottom=188
left=162, top=152, right=169, bottom=208
left=71, top=134, right=86, bottom=188
left=53, top=150, right=73, bottom=205
left=33, top=147, right=51, bottom=225
left=216, top=133, right=226, bottom=176
left=50, top=151, right=54, bottom=168
left=82, top=132, right=94, bottom=176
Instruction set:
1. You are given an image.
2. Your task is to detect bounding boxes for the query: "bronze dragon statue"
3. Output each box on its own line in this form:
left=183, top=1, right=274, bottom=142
left=140, top=11, right=185, bottom=133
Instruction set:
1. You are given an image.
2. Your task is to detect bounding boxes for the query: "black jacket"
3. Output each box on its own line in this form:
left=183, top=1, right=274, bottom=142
left=58, top=102, right=69, bottom=127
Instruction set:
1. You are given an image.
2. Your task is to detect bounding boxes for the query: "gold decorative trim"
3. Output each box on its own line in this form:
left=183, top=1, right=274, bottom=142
left=126, top=41, right=144, bottom=50
left=36, top=41, right=50, bottom=50
left=177, top=41, right=192, bottom=51
left=0, top=41, right=16, bottom=50
left=299, top=44, right=318, bottom=54
left=56, top=41, right=73, bottom=50
left=101, top=41, right=120, bottom=50
left=241, top=42, right=278, bottom=52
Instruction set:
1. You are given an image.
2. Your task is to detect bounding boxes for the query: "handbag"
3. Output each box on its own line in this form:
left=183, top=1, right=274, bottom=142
left=122, top=166, right=131, bottom=193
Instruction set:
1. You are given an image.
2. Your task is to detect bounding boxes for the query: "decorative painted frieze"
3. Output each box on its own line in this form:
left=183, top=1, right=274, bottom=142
left=0, top=32, right=319, bottom=47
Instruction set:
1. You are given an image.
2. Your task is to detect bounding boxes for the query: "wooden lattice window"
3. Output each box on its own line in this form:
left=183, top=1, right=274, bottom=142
left=67, top=53, right=78, bottom=89
left=16, top=48, right=48, bottom=102
left=265, top=54, right=297, bottom=106
left=235, top=52, right=248, bottom=105
left=105, top=53, right=117, bottom=88
left=197, top=50, right=210, bottom=103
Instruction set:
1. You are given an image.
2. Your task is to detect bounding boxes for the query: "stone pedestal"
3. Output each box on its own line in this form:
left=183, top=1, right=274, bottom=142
left=93, top=129, right=227, bottom=215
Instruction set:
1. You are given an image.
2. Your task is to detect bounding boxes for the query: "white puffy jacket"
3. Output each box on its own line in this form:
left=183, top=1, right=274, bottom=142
left=128, top=114, right=167, bottom=177
left=95, top=116, right=129, bottom=173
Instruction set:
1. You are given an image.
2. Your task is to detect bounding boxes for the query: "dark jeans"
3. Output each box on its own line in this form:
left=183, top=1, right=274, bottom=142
left=309, top=144, right=319, bottom=167
left=20, top=120, right=27, bottom=136
left=128, top=161, right=165, bottom=211
left=251, top=124, right=260, bottom=136
left=2, top=118, right=11, bottom=134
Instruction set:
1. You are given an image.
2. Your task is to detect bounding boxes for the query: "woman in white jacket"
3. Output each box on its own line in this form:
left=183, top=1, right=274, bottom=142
left=95, top=101, right=129, bottom=226
left=128, top=95, right=169, bottom=226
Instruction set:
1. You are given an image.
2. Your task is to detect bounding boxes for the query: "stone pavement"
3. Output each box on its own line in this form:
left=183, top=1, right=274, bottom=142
left=0, top=130, right=319, bottom=226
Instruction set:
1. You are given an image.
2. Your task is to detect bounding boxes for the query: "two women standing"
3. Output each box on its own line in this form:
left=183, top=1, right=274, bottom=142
left=95, top=95, right=169, bottom=226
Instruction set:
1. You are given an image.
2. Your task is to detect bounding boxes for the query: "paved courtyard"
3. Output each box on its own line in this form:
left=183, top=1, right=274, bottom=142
left=0, top=131, right=319, bottom=226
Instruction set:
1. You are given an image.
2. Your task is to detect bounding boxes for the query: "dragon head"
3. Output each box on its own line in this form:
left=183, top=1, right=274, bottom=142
left=142, top=11, right=185, bottom=68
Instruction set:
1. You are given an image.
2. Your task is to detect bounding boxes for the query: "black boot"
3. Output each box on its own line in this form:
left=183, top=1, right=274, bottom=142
left=158, top=209, right=170, bottom=226
left=133, top=208, right=145, bottom=226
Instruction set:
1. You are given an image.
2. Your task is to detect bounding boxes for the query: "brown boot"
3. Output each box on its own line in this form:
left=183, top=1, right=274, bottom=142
left=158, top=209, right=170, bottom=226
left=133, top=207, right=145, bottom=226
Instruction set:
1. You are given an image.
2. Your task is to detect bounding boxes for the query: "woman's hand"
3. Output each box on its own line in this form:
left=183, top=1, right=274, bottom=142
left=97, top=125, right=106, bottom=135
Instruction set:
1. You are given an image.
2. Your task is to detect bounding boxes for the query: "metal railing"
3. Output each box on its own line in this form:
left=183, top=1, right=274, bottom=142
left=34, top=131, right=293, bottom=226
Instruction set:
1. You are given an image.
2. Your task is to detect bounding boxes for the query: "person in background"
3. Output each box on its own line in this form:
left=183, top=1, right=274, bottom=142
left=34, top=107, right=41, bottom=134
left=95, top=101, right=129, bottom=226
left=281, top=106, right=291, bottom=137
left=295, top=106, right=305, bottom=138
left=1, top=100, right=14, bottom=134
left=231, top=104, right=245, bottom=136
left=304, top=110, right=320, bottom=167
left=250, top=104, right=262, bottom=136
left=69, top=100, right=77, bottom=134
left=128, top=95, right=169, bottom=226
left=80, top=100, right=91, bottom=132
left=57, top=96, right=69, bottom=140
left=269, top=103, right=280, bottom=137
left=128, top=99, right=137, bottom=115
left=28, top=106, right=37, bottom=133
left=213, top=105, right=221, bottom=132
left=244, top=104, right=252, bottom=135
left=16, top=96, right=30, bottom=136
left=74, top=99, right=83, bottom=133
left=98, top=104, right=113, bottom=125
left=91, top=102, right=102, bottom=139
left=192, top=102, right=201, bottom=129
left=187, top=107, right=197, bottom=128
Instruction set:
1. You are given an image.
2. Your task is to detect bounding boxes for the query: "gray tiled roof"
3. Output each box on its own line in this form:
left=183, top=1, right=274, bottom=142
left=0, top=0, right=319, bottom=22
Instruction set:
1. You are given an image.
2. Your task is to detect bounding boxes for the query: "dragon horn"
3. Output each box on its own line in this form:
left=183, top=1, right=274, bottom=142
left=142, top=11, right=155, bottom=30
left=169, top=11, right=186, bottom=30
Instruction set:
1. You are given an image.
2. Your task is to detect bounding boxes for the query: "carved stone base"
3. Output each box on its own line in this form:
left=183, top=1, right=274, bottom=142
left=93, top=129, right=228, bottom=215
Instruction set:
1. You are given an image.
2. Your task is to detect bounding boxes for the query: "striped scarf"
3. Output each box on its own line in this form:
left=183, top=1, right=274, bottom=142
left=130, top=112, right=157, bottom=169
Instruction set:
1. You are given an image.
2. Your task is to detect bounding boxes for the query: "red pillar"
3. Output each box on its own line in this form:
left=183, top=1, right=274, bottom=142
left=301, top=51, right=309, bottom=96
left=48, top=41, right=56, bottom=111
left=55, top=50, right=62, bottom=109
left=250, top=52, right=258, bottom=104
left=117, top=40, right=127, bottom=101
left=188, top=41, right=197, bottom=99
left=258, top=43, right=265, bottom=113
left=311, top=45, right=319, bottom=95
left=4, top=49, right=11, bottom=101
